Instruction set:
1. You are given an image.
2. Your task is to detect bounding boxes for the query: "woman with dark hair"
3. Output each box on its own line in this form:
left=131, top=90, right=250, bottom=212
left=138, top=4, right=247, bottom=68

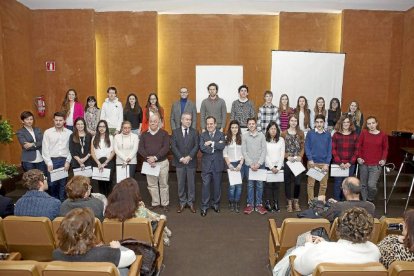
left=105, top=178, right=172, bottom=246
left=84, top=96, right=100, bottom=136
left=263, top=121, right=285, bottom=212
left=294, top=96, right=311, bottom=134
left=53, top=207, right=136, bottom=270
left=357, top=116, right=388, bottom=202
left=223, top=120, right=244, bottom=213
left=90, top=120, right=115, bottom=196
left=278, top=94, right=294, bottom=131
left=141, top=93, right=164, bottom=133
left=69, top=117, right=92, bottom=170
left=331, top=115, right=358, bottom=201
left=378, top=209, right=414, bottom=268
left=16, top=111, right=47, bottom=174
left=273, top=207, right=380, bottom=275
left=281, top=114, right=305, bottom=212
left=328, top=98, right=341, bottom=131
left=124, top=93, right=142, bottom=136
left=60, top=176, right=104, bottom=221
left=61, top=89, right=84, bottom=131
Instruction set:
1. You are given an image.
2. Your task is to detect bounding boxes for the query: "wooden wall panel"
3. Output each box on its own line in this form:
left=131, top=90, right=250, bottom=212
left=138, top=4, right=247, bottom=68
left=31, top=9, right=96, bottom=130
left=0, top=0, right=33, bottom=164
left=398, top=7, right=414, bottom=131
left=95, top=12, right=157, bottom=108
left=342, top=10, right=404, bottom=133
left=279, top=12, right=341, bottom=52
left=158, top=14, right=278, bottom=131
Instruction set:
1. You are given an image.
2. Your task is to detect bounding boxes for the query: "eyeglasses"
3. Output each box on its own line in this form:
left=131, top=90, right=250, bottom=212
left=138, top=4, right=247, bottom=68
left=98, top=125, right=106, bottom=128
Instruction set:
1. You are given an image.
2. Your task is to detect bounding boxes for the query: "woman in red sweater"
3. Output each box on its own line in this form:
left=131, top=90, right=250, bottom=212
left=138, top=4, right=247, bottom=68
left=357, top=116, right=388, bottom=202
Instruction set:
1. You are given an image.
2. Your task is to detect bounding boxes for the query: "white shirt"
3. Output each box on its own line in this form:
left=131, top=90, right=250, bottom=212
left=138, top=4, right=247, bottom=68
left=100, top=98, right=123, bottom=131
left=25, top=126, right=43, bottom=163
left=65, top=103, right=75, bottom=126
left=42, top=127, right=72, bottom=166
left=299, top=110, right=305, bottom=131
left=92, top=135, right=114, bottom=160
left=223, top=140, right=243, bottom=162
left=114, top=133, right=139, bottom=164
left=265, top=137, right=285, bottom=170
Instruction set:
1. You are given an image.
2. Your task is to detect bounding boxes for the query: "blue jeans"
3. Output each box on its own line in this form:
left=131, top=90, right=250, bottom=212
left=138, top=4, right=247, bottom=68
left=22, top=161, right=47, bottom=176
left=244, top=164, right=264, bottom=206
left=228, top=161, right=246, bottom=202
left=50, top=157, right=68, bottom=201
left=333, top=164, right=356, bottom=201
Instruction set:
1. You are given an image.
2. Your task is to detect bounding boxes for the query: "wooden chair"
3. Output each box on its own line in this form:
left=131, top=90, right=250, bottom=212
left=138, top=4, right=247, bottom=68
left=378, top=217, right=404, bottom=242
left=268, top=218, right=330, bottom=267
left=0, top=260, right=45, bottom=276
left=329, top=218, right=381, bottom=243
left=52, top=217, right=104, bottom=244
left=0, top=218, right=21, bottom=260
left=2, top=216, right=55, bottom=261
left=388, top=260, right=414, bottom=276
left=313, top=262, right=387, bottom=275
left=103, top=218, right=165, bottom=271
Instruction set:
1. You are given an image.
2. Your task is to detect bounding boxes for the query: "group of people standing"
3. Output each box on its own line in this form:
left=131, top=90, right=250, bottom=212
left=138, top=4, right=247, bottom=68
left=14, top=83, right=387, bottom=219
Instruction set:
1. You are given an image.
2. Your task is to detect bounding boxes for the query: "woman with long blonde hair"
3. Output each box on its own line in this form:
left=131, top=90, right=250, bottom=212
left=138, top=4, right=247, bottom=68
left=278, top=94, right=294, bottom=131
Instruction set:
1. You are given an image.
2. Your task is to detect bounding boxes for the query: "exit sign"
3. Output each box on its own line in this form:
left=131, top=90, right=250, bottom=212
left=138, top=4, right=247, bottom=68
left=46, top=61, right=56, bottom=72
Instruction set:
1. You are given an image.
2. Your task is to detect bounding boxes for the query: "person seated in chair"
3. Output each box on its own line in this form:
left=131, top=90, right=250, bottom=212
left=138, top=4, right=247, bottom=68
left=0, top=182, right=14, bottom=218
left=15, top=169, right=60, bottom=220
left=299, top=177, right=375, bottom=222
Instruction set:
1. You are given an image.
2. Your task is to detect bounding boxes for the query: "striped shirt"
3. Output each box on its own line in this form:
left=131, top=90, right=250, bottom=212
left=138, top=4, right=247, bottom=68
left=279, top=108, right=294, bottom=131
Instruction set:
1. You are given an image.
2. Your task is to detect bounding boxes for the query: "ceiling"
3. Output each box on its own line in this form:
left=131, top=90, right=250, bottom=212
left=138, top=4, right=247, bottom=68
left=16, top=0, right=414, bottom=15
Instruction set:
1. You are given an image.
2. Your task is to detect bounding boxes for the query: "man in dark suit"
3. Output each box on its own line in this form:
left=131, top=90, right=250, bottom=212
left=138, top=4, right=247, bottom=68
left=170, top=87, right=197, bottom=131
left=171, top=112, right=199, bottom=213
left=199, top=116, right=225, bottom=217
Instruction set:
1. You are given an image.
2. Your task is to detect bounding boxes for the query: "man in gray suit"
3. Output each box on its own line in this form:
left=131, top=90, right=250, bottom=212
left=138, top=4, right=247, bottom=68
left=171, top=112, right=199, bottom=213
left=199, top=116, right=226, bottom=217
left=170, top=87, right=197, bottom=131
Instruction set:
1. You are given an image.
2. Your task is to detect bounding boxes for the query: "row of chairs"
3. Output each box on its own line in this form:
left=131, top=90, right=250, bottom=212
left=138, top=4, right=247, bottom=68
left=268, top=217, right=413, bottom=275
left=0, top=216, right=166, bottom=273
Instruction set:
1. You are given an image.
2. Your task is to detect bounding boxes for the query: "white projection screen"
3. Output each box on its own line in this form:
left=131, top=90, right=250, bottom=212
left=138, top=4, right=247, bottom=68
left=195, top=65, right=243, bottom=112
left=271, top=51, right=345, bottom=110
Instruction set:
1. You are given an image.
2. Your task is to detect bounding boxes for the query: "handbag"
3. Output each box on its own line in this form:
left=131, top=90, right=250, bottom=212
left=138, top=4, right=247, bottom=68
left=310, top=227, right=330, bottom=241
left=120, top=238, right=159, bottom=276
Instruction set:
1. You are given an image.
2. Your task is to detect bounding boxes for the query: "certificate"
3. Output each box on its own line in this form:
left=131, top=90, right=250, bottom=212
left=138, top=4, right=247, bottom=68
left=248, top=169, right=267, bottom=181
left=73, top=166, right=93, bottom=177
left=330, top=164, right=349, bottom=177
left=286, top=161, right=306, bottom=177
left=306, top=167, right=327, bottom=182
left=92, top=167, right=111, bottom=181
left=266, top=170, right=284, bottom=182
left=116, top=165, right=130, bottom=183
left=227, top=169, right=242, bottom=186
left=50, top=167, right=69, bottom=182
left=141, top=162, right=160, bottom=177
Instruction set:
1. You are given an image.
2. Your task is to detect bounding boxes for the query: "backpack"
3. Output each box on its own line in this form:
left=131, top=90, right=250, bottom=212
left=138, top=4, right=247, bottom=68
left=120, top=238, right=159, bottom=276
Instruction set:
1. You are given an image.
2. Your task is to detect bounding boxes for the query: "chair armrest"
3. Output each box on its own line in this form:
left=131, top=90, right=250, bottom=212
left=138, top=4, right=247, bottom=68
left=269, top=219, right=280, bottom=248
left=7, top=252, right=21, bottom=260
left=153, top=219, right=166, bottom=247
left=128, top=255, right=143, bottom=276
left=289, top=255, right=301, bottom=276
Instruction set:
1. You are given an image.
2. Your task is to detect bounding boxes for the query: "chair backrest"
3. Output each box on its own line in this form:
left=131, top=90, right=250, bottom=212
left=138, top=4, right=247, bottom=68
left=330, top=218, right=381, bottom=243
left=52, top=217, right=104, bottom=244
left=0, top=260, right=44, bottom=276
left=102, top=219, right=123, bottom=244
left=378, top=217, right=404, bottom=243
left=2, top=216, right=55, bottom=261
left=313, top=262, right=387, bottom=275
left=0, top=218, right=8, bottom=252
left=388, top=261, right=414, bottom=276
left=268, top=219, right=278, bottom=268
left=123, top=218, right=154, bottom=244
left=279, top=218, right=330, bottom=258
left=43, top=261, right=119, bottom=276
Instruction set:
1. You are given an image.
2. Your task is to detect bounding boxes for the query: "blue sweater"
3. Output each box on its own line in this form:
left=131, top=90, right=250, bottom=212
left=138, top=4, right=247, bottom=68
left=15, top=190, right=61, bottom=221
left=305, top=129, right=332, bottom=164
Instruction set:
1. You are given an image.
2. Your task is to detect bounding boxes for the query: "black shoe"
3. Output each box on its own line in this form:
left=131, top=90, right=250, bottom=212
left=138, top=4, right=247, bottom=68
left=201, top=209, right=207, bottom=217
left=264, top=200, right=273, bottom=212
left=273, top=200, right=280, bottom=212
left=229, top=201, right=235, bottom=212
left=235, top=202, right=240, bottom=213
left=211, top=206, right=220, bottom=213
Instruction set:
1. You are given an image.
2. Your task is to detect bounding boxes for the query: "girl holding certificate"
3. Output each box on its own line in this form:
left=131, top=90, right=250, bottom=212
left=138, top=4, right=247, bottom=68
left=114, top=121, right=139, bottom=178
left=264, top=121, right=285, bottom=212
left=331, top=115, right=358, bottom=201
left=281, top=114, right=305, bottom=212
left=223, top=120, right=244, bottom=213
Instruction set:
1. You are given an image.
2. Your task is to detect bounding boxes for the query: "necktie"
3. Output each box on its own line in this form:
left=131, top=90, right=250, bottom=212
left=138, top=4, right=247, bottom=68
left=184, top=128, right=188, bottom=139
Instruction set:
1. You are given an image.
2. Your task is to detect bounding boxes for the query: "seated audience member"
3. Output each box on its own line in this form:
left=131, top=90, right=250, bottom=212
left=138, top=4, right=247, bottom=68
left=60, top=176, right=104, bottom=221
left=53, top=207, right=136, bottom=273
left=378, top=209, right=414, bottom=268
left=105, top=178, right=172, bottom=246
left=0, top=182, right=14, bottom=218
left=273, top=207, right=380, bottom=275
left=301, top=177, right=375, bottom=222
left=15, top=169, right=61, bottom=220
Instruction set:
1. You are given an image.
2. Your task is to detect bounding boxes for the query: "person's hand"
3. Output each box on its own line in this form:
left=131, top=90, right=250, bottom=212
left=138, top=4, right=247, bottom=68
left=344, top=163, right=351, bottom=169
left=204, top=140, right=212, bottom=146
left=340, top=163, right=345, bottom=169
left=322, top=164, right=329, bottom=172
left=357, top=158, right=364, bottom=164
left=228, top=163, right=235, bottom=170
left=109, top=241, right=121, bottom=248
left=379, top=160, right=386, bottom=166
left=271, top=167, right=279, bottom=174
left=23, top=142, right=34, bottom=149
left=288, top=156, right=295, bottom=162
left=47, top=164, right=53, bottom=172
left=308, top=160, right=315, bottom=168
left=147, top=156, right=156, bottom=164
left=122, top=162, right=127, bottom=168
left=328, top=198, right=337, bottom=204
left=80, top=164, right=86, bottom=170
left=312, top=236, right=325, bottom=244
left=64, top=162, right=70, bottom=171
left=317, top=195, right=326, bottom=203
left=236, top=164, right=242, bottom=171
left=296, top=156, right=302, bottom=162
